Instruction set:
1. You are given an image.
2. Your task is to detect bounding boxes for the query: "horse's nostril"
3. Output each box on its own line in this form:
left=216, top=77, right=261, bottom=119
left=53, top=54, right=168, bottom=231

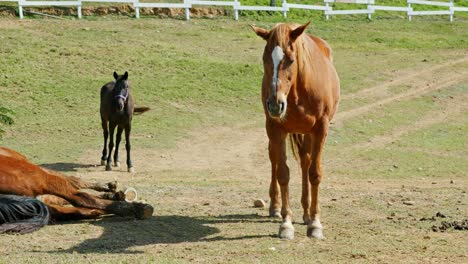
left=279, top=102, right=285, bottom=113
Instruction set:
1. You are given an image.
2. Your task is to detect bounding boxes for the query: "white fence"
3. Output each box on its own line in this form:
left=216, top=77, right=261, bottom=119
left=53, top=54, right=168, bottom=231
left=3, top=0, right=467, bottom=21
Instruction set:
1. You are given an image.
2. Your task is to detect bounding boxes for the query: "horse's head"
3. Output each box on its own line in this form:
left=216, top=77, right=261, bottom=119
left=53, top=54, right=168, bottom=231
left=112, top=71, right=130, bottom=113
left=251, top=22, right=310, bottom=119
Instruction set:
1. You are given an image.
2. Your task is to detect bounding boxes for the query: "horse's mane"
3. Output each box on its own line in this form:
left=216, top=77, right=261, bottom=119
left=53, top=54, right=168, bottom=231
left=0, top=194, right=50, bottom=234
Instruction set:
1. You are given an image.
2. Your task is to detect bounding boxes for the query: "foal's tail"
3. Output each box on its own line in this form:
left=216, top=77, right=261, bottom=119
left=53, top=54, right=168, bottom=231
left=288, top=133, right=303, bottom=162
left=134, top=107, right=151, bottom=115
left=0, top=194, right=50, bottom=234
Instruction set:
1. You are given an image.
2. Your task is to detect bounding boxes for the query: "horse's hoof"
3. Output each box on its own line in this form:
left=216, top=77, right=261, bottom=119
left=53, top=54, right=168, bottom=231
left=113, top=191, right=126, bottom=201
left=269, top=208, right=281, bottom=218
left=134, top=203, right=154, bottom=220
left=114, top=161, right=121, bottom=168
left=101, top=159, right=106, bottom=166
left=124, top=187, right=138, bottom=202
left=307, top=227, right=324, bottom=239
left=279, top=222, right=295, bottom=240
left=107, top=181, right=118, bottom=192
left=128, top=167, right=135, bottom=173
left=105, top=165, right=112, bottom=171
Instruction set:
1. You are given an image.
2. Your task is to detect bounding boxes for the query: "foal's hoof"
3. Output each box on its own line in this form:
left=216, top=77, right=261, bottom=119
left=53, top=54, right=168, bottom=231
left=105, top=165, right=112, bottom=171
left=279, top=222, right=295, bottom=240
left=101, top=159, right=106, bottom=166
left=114, top=161, right=121, bottom=168
left=134, top=203, right=154, bottom=220
left=128, top=167, right=135, bottom=173
left=307, top=227, right=324, bottom=239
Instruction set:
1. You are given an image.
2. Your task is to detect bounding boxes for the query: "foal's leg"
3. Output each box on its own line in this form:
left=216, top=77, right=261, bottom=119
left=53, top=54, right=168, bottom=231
left=267, top=123, right=293, bottom=239
left=101, top=118, right=109, bottom=165
left=307, top=119, right=329, bottom=239
left=125, top=123, right=134, bottom=173
left=299, top=135, right=313, bottom=225
left=106, top=122, right=117, bottom=171
left=113, top=126, right=124, bottom=168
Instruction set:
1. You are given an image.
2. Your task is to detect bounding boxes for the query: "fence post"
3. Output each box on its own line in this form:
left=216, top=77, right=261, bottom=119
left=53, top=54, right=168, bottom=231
left=449, top=0, right=453, bottom=22
left=408, top=2, right=412, bottom=21
left=184, top=0, right=190, bottom=20
left=77, top=0, right=82, bottom=19
left=134, top=0, right=139, bottom=18
left=234, top=0, right=239, bottom=20
left=18, top=0, right=24, bottom=19
left=325, top=1, right=329, bottom=20
left=282, top=0, right=287, bottom=18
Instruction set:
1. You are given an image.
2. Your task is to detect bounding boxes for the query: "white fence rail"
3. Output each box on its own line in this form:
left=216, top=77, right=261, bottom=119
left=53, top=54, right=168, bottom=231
left=4, top=0, right=467, bottom=21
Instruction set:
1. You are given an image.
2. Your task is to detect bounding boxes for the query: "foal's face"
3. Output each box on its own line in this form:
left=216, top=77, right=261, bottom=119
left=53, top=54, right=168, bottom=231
left=113, top=71, right=129, bottom=113
left=251, top=23, right=310, bottom=119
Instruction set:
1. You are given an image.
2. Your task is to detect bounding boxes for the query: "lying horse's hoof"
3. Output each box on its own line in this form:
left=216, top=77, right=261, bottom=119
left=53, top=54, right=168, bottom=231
left=134, top=203, right=154, bottom=220
left=124, top=187, right=138, bottom=202
left=107, top=181, right=118, bottom=193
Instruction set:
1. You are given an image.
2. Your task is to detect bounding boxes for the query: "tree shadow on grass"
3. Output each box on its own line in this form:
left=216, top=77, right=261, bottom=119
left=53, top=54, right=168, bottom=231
left=40, top=162, right=97, bottom=172
left=49, top=213, right=275, bottom=254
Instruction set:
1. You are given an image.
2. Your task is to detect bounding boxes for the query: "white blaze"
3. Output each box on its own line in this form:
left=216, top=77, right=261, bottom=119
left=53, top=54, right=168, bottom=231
left=271, top=45, right=284, bottom=97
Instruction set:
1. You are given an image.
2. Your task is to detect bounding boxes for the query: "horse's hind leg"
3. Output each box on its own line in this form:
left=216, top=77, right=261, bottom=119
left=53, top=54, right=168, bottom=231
left=113, top=126, right=124, bottom=168
left=101, top=119, right=109, bottom=166
left=125, top=123, right=134, bottom=173
left=67, top=176, right=118, bottom=193
left=306, top=119, right=329, bottom=239
left=46, top=203, right=106, bottom=221
left=298, top=135, right=313, bottom=225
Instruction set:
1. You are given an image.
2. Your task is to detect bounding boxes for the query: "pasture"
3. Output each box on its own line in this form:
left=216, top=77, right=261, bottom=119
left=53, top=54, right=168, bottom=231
left=0, top=15, right=467, bottom=263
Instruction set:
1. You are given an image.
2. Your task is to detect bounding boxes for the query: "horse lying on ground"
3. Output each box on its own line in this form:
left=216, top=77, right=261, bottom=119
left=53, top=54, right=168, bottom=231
left=251, top=22, right=340, bottom=240
left=0, top=147, right=153, bottom=234
left=100, top=71, right=150, bottom=173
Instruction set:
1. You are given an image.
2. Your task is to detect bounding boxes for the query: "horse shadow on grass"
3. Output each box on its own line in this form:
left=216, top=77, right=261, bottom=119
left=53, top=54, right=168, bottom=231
left=49, top=213, right=275, bottom=254
left=40, top=162, right=97, bottom=172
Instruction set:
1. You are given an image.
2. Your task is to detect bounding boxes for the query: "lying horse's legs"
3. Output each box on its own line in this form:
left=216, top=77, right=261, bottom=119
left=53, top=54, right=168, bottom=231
left=306, top=119, right=329, bottom=239
left=67, top=176, right=117, bottom=193
left=101, top=118, right=109, bottom=166
left=106, top=122, right=117, bottom=171
left=299, top=135, right=313, bottom=225
left=46, top=203, right=106, bottom=221
left=114, top=126, right=124, bottom=168
left=125, top=123, right=134, bottom=173
left=267, top=123, right=293, bottom=239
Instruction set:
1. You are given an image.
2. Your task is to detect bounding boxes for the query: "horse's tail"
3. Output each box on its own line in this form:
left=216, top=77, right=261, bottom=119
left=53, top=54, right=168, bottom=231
left=134, top=107, right=150, bottom=115
left=288, top=133, right=303, bottom=162
left=0, top=194, right=50, bottom=234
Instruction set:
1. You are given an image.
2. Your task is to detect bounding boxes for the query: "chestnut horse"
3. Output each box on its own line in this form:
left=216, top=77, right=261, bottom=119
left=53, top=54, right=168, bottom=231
left=0, top=147, right=153, bottom=233
left=100, top=71, right=150, bottom=172
left=251, top=22, right=340, bottom=239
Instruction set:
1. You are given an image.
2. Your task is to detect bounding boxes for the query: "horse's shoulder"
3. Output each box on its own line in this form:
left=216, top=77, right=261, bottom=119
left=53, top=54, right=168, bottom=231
left=306, top=34, right=333, bottom=61
left=0, top=147, right=27, bottom=161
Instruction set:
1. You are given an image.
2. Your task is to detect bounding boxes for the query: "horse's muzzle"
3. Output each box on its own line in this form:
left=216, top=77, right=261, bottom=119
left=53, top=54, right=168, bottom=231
left=117, top=99, right=125, bottom=112
left=266, top=97, right=286, bottom=118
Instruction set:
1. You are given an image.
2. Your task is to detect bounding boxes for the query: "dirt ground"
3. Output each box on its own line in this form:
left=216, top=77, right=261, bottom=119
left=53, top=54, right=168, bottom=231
left=1, top=46, right=467, bottom=263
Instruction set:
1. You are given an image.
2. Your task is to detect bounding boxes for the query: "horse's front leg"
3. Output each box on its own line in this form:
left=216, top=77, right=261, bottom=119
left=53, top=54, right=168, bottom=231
left=267, top=124, right=293, bottom=239
left=307, top=119, right=329, bottom=239
left=114, top=126, right=124, bottom=168
left=101, top=118, right=109, bottom=165
left=106, top=122, right=116, bottom=171
left=125, top=123, right=134, bottom=173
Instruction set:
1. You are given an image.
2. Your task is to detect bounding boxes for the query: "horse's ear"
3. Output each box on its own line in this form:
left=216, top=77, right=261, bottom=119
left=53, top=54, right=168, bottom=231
left=250, top=25, right=270, bottom=41
left=113, top=72, right=118, bottom=80
left=290, top=22, right=310, bottom=43
left=123, top=71, right=128, bottom=80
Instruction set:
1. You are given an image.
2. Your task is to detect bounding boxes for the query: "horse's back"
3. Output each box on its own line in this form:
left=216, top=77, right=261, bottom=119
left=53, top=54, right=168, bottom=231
left=307, top=34, right=333, bottom=62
